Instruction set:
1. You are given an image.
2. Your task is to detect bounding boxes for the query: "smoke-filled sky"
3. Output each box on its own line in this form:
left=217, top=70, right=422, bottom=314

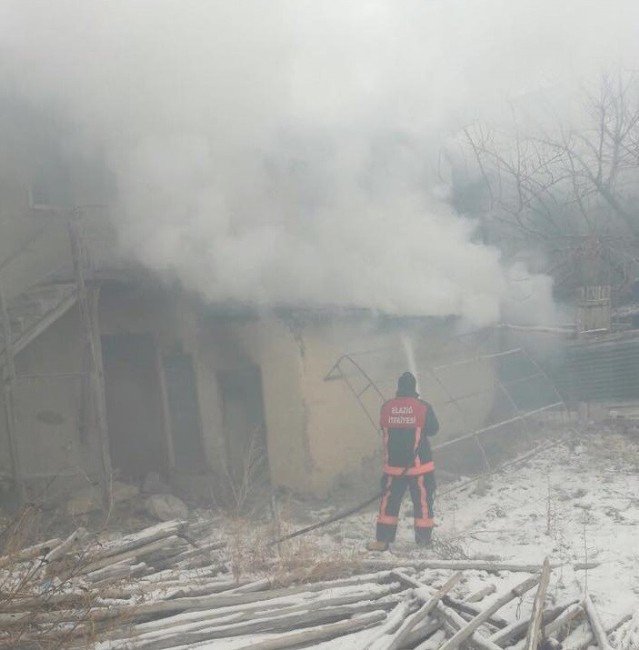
left=1, top=1, right=638, bottom=325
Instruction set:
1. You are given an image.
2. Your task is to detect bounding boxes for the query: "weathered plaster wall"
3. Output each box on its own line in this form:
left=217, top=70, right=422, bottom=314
left=0, top=177, right=71, bottom=303
left=236, top=318, right=311, bottom=493
left=0, top=305, right=99, bottom=488
left=0, top=282, right=497, bottom=502
left=99, top=285, right=230, bottom=477
left=191, top=315, right=254, bottom=478
left=192, top=314, right=311, bottom=492
left=232, top=316, right=497, bottom=497
left=0, top=284, right=230, bottom=495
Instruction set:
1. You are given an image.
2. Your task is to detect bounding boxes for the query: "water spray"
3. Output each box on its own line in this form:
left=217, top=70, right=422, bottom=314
left=400, top=331, right=419, bottom=391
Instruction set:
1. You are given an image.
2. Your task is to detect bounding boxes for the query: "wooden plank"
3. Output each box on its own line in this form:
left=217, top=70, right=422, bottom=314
left=232, top=610, right=387, bottom=650
left=362, top=599, right=414, bottom=649
left=540, top=603, right=584, bottom=643
left=88, top=285, right=113, bottom=513
left=466, top=584, right=497, bottom=603
left=110, top=600, right=395, bottom=649
left=382, top=572, right=462, bottom=650
left=583, top=594, right=613, bottom=649
left=439, top=576, right=540, bottom=650
left=434, top=602, right=502, bottom=650
left=443, top=596, right=508, bottom=628
left=68, top=214, right=112, bottom=512
left=366, top=559, right=558, bottom=573
left=523, top=557, right=551, bottom=650
left=155, top=341, right=176, bottom=470
left=488, top=601, right=578, bottom=647
left=392, top=571, right=507, bottom=629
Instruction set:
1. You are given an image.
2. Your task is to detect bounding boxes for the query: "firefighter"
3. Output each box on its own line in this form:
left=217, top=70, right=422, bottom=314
left=367, top=371, right=439, bottom=551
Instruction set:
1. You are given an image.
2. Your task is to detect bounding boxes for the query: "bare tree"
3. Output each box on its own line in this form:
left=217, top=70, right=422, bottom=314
left=464, top=73, right=639, bottom=298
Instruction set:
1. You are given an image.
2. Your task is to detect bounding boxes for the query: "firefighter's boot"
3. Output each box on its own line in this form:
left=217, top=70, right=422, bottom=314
left=366, top=540, right=389, bottom=552
left=415, top=527, right=433, bottom=547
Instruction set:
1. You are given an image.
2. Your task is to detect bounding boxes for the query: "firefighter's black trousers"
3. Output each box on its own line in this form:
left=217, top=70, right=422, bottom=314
left=376, top=472, right=436, bottom=544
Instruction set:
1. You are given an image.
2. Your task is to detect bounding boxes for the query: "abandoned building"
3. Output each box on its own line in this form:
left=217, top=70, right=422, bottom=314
left=0, top=245, right=504, bottom=507
left=2, top=109, right=632, bottom=514
left=0, top=123, right=515, bottom=508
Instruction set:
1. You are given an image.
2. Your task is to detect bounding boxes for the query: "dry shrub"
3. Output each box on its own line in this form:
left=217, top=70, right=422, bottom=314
left=210, top=426, right=271, bottom=518
left=271, top=535, right=362, bottom=586
left=431, top=536, right=469, bottom=560
left=580, top=430, right=639, bottom=469
left=220, top=501, right=365, bottom=589
left=0, top=504, right=43, bottom=556
left=0, top=526, right=101, bottom=648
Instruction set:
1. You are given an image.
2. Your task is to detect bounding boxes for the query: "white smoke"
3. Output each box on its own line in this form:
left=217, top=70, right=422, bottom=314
left=1, top=1, right=638, bottom=325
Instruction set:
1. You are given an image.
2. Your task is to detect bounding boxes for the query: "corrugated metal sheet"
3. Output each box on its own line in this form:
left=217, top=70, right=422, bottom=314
left=554, top=336, right=639, bottom=402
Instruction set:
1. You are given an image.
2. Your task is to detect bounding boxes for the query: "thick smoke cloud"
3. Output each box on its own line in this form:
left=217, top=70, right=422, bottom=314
left=1, top=1, right=638, bottom=325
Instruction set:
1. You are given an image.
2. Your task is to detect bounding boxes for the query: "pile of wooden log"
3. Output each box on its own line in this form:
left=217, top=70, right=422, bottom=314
left=0, top=520, right=621, bottom=649
left=0, top=519, right=227, bottom=648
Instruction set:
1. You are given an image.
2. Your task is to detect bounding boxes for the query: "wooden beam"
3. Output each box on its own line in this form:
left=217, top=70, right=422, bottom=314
left=67, top=214, right=112, bottom=512
left=154, top=341, right=176, bottom=471
left=434, top=602, right=502, bottom=650
left=466, top=584, right=497, bottom=603
left=439, top=576, right=540, bottom=650
left=542, top=603, right=584, bottom=641
left=393, top=571, right=508, bottom=630
left=523, top=557, right=551, bottom=650
left=0, top=284, right=25, bottom=504
left=583, top=594, right=613, bottom=649
left=233, top=610, right=387, bottom=650
left=0, top=288, right=77, bottom=369
left=383, top=572, right=462, bottom=650
left=365, top=559, right=562, bottom=573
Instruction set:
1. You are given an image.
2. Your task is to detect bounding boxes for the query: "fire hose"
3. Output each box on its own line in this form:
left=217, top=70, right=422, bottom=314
left=268, top=437, right=564, bottom=546
left=267, top=449, right=419, bottom=547
left=267, top=490, right=382, bottom=547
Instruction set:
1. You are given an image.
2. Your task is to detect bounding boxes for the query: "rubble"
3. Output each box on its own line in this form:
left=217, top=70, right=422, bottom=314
left=66, top=481, right=140, bottom=516
left=144, top=493, right=189, bottom=521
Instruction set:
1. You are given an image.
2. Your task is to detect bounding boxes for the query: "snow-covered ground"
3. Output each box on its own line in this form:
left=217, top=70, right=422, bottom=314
left=204, top=431, right=639, bottom=648
left=161, top=430, right=639, bottom=649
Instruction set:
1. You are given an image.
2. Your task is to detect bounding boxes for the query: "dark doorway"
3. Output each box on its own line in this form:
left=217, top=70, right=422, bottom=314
left=162, top=351, right=206, bottom=471
left=102, top=333, right=169, bottom=481
left=218, top=366, right=269, bottom=486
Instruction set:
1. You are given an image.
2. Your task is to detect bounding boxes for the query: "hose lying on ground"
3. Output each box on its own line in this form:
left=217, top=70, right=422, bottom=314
left=267, top=491, right=382, bottom=546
